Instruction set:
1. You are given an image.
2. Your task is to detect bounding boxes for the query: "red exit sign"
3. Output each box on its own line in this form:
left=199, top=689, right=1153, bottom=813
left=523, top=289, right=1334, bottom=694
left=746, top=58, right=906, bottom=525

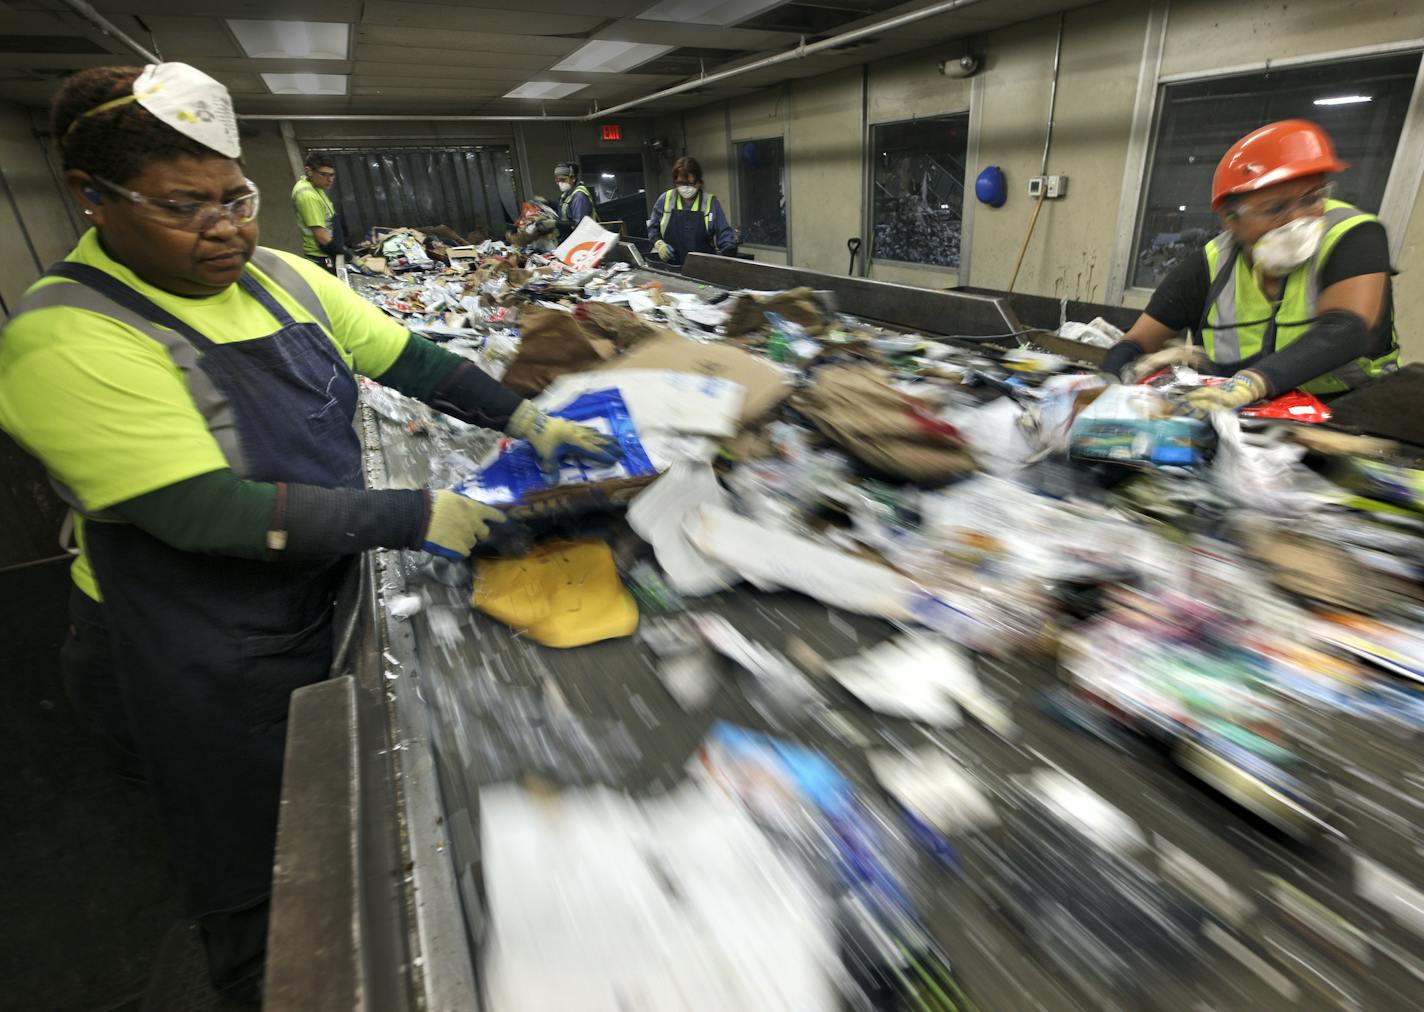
left=601, top=123, right=621, bottom=141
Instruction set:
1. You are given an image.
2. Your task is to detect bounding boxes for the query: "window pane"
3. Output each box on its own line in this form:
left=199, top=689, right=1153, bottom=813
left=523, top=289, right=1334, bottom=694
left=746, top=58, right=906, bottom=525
left=1131, top=51, right=1420, bottom=289
left=871, top=114, right=969, bottom=268
left=313, top=145, right=518, bottom=243
left=577, top=153, right=647, bottom=225
left=735, top=137, right=787, bottom=247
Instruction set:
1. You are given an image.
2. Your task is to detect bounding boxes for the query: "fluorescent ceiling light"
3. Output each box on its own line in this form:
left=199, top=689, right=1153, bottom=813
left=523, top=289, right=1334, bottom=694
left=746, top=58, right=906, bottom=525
left=504, top=81, right=586, bottom=99
left=228, top=20, right=349, bottom=60
left=261, top=73, right=348, bottom=95
left=638, top=0, right=782, bottom=26
left=554, top=40, right=672, bottom=73
left=1314, top=94, right=1372, bottom=106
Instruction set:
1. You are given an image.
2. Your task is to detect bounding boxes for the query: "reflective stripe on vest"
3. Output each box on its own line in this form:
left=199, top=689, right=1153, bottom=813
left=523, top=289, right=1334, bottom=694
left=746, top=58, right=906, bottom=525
left=560, top=182, right=599, bottom=222
left=658, top=189, right=716, bottom=239
left=9, top=249, right=333, bottom=514
left=1202, top=200, right=1399, bottom=395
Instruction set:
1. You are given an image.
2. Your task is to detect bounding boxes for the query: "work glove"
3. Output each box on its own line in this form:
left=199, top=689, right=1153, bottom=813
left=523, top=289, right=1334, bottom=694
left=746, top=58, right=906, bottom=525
left=422, top=490, right=527, bottom=560
left=652, top=239, right=674, bottom=261
left=1178, top=370, right=1268, bottom=419
left=506, top=401, right=621, bottom=480
left=1125, top=344, right=1212, bottom=383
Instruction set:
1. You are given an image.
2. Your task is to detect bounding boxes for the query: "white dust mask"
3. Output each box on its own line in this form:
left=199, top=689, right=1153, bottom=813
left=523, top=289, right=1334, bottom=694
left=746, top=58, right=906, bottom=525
left=557, top=181, right=572, bottom=192
left=677, top=184, right=698, bottom=200
left=1251, top=215, right=1325, bottom=277
left=132, top=63, right=240, bottom=158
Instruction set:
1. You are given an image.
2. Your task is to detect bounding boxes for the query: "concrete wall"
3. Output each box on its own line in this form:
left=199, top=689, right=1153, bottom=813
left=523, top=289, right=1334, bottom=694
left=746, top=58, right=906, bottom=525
left=655, top=0, right=1424, bottom=359
left=0, top=102, right=80, bottom=317
left=242, top=122, right=304, bottom=256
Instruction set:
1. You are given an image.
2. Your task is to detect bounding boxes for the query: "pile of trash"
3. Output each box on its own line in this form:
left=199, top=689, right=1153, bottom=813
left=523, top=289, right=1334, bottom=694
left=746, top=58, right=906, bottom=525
left=346, top=230, right=1424, bottom=1011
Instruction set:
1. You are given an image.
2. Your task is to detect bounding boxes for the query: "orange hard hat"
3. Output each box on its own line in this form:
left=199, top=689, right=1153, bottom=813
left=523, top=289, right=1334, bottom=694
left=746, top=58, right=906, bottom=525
left=1211, top=119, right=1348, bottom=208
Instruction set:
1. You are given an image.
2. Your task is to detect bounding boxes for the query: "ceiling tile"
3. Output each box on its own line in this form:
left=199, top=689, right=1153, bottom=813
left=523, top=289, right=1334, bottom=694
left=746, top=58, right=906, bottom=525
left=354, top=43, right=558, bottom=69
left=370, top=0, right=647, bottom=13
left=140, top=15, right=246, bottom=58
left=85, top=0, right=359, bottom=18
left=359, top=1, right=605, bottom=36
left=352, top=25, right=576, bottom=56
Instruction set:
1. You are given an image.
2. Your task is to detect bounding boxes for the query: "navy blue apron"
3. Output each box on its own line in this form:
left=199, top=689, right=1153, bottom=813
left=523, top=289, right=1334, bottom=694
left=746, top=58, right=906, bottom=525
left=661, top=197, right=716, bottom=267
left=45, top=262, right=361, bottom=993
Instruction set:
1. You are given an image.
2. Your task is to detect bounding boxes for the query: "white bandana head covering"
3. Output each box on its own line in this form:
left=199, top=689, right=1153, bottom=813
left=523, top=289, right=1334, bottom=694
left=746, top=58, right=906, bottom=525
left=67, top=62, right=240, bottom=158
left=133, top=63, right=241, bottom=158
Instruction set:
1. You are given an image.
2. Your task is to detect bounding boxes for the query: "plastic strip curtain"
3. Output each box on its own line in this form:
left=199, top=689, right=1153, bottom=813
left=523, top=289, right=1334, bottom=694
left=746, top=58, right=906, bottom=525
left=320, top=145, right=520, bottom=243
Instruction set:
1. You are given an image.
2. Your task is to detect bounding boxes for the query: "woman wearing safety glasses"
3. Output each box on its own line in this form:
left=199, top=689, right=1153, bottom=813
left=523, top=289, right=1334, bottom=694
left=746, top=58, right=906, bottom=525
left=0, top=64, right=616, bottom=1003
left=1104, top=119, right=1399, bottom=416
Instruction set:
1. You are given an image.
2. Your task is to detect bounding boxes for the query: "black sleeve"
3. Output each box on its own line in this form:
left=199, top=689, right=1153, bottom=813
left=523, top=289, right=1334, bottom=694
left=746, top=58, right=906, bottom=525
left=1102, top=340, right=1143, bottom=377
left=111, top=469, right=428, bottom=561
left=1319, top=220, right=1392, bottom=288
left=1251, top=310, right=1378, bottom=396
left=1143, top=252, right=1210, bottom=334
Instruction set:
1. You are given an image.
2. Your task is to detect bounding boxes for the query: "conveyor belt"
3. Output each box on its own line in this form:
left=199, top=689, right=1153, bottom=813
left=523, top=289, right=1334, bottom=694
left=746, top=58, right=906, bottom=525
left=268, top=254, right=1424, bottom=1012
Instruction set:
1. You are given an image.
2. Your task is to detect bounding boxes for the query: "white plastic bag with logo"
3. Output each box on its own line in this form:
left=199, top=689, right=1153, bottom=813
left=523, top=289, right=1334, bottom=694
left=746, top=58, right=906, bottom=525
left=554, top=217, right=619, bottom=269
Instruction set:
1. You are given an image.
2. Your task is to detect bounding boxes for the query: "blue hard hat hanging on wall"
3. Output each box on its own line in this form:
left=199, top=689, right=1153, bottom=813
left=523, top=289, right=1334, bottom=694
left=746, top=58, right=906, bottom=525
left=975, top=166, right=1007, bottom=208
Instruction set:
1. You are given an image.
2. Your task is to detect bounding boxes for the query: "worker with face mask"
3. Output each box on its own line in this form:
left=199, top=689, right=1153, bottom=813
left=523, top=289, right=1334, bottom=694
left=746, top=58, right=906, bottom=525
left=647, top=155, right=738, bottom=266
left=554, top=161, right=597, bottom=227
left=1103, top=120, right=1398, bottom=416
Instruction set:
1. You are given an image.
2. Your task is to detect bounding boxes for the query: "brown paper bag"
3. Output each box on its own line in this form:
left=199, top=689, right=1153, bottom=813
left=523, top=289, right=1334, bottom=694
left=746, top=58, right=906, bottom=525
left=503, top=306, right=616, bottom=396
left=794, top=365, right=975, bottom=483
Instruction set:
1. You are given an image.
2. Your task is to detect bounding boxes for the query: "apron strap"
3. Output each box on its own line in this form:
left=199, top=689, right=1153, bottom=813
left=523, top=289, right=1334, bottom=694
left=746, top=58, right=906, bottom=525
left=249, top=249, right=332, bottom=333
left=237, top=273, right=298, bottom=329
left=43, top=263, right=219, bottom=351
left=21, top=266, right=247, bottom=480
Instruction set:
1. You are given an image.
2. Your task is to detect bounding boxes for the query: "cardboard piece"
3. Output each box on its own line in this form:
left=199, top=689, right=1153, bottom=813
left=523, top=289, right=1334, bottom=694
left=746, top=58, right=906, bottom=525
left=794, top=365, right=976, bottom=483
left=503, top=305, right=616, bottom=396
left=724, top=287, right=833, bottom=337
left=602, top=334, right=791, bottom=424
left=574, top=301, right=662, bottom=350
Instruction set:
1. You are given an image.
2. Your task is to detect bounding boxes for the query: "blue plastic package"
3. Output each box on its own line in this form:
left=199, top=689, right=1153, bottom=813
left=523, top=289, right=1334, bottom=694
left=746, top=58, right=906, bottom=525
left=455, top=388, right=655, bottom=507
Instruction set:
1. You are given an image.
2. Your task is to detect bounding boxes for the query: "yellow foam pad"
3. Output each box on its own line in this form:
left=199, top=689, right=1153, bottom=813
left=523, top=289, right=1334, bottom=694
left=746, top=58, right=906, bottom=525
left=472, top=540, right=639, bottom=649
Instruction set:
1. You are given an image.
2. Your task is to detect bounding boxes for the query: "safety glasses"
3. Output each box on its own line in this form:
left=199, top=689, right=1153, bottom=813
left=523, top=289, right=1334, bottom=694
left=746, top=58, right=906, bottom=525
left=91, top=175, right=261, bottom=233
left=1231, top=183, right=1333, bottom=223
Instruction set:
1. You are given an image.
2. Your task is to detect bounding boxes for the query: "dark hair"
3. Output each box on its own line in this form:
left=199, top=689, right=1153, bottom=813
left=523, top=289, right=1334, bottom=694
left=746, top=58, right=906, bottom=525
left=51, top=66, right=226, bottom=183
left=672, top=156, right=703, bottom=182
left=305, top=151, right=335, bottom=171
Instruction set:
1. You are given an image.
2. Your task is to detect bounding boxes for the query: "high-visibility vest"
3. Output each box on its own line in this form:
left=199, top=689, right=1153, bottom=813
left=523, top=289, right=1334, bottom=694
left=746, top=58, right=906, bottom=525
left=1201, top=199, right=1398, bottom=395
left=559, top=183, right=598, bottom=222
left=658, top=189, right=716, bottom=238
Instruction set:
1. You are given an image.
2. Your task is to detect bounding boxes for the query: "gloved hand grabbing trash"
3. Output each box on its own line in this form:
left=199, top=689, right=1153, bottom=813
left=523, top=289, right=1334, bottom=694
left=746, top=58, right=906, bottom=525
left=1125, top=344, right=1213, bottom=382
left=652, top=239, right=674, bottom=261
left=1179, top=370, right=1267, bottom=419
left=422, top=490, right=530, bottom=559
left=506, top=401, right=622, bottom=480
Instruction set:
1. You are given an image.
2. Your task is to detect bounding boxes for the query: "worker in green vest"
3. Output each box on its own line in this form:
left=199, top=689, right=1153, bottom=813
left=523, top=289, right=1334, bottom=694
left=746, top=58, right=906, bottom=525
left=290, top=152, right=346, bottom=272
left=647, top=155, right=738, bottom=266
left=0, top=63, right=616, bottom=1003
left=554, top=161, right=597, bottom=227
left=1103, top=119, right=1398, bottom=415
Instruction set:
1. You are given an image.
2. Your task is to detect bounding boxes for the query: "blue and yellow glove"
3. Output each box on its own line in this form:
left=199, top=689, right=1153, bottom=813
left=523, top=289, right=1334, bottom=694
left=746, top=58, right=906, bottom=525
left=506, top=401, right=621, bottom=480
left=652, top=239, right=674, bottom=261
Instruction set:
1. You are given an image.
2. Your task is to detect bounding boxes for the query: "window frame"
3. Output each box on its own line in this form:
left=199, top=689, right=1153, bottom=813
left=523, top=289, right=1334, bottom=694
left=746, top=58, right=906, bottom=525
left=729, top=134, right=789, bottom=252
left=863, top=109, right=973, bottom=276
left=1108, top=29, right=1424, bottom=303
